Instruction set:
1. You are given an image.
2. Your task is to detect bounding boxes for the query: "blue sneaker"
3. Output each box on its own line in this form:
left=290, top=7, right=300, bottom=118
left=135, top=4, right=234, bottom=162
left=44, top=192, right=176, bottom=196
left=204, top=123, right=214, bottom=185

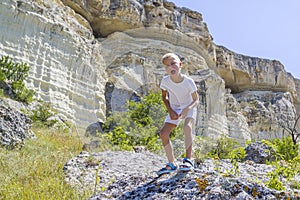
left=157, top=163, right=178, bottom=175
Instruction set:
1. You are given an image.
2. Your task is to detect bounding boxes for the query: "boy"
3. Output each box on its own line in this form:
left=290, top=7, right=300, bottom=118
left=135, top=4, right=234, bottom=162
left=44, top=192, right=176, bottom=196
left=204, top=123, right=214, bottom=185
left=157, top=53, right=199, bottom=175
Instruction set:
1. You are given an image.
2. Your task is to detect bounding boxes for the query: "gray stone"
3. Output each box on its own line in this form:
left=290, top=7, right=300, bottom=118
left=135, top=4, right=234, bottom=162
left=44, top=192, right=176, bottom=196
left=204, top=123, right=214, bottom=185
left=85, top=122, right=104, bottom=137
left=64, top=151, right=300, bottom=199
left=244, top=141, right=275, bottom=164
left=0, top=99, right=35, bottom=149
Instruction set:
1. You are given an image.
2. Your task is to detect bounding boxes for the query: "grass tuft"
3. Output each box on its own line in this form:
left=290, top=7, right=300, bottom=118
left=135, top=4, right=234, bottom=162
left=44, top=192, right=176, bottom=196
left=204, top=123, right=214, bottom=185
left=0, top=124, right=92, bottom=200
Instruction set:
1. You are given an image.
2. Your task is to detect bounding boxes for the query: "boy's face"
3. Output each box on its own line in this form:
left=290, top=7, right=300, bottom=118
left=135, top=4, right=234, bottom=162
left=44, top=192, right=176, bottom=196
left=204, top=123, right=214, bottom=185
left=163, top=57, right=182, bottom=76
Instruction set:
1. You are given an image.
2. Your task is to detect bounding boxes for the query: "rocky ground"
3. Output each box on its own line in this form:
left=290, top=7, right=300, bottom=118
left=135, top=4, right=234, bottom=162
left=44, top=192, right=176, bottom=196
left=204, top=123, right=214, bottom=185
left=0, top=98, right=35, bottom=149
left=64, top=149, right=300, bottom=200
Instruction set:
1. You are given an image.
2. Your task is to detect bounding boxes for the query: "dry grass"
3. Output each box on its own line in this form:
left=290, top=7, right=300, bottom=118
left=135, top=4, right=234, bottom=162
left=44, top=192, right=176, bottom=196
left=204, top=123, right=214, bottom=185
left=0, top=125, right=93, bottom=200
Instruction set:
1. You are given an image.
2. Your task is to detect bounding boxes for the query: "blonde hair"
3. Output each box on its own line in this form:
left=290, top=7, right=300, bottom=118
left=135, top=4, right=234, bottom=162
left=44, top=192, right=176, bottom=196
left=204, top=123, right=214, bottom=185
left=162, top=53, right=181, bottom=64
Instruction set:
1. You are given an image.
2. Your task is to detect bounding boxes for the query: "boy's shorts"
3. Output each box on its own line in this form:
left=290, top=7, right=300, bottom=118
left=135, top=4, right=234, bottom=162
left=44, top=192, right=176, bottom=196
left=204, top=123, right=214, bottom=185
left=165, top=108, right=197, bottom=126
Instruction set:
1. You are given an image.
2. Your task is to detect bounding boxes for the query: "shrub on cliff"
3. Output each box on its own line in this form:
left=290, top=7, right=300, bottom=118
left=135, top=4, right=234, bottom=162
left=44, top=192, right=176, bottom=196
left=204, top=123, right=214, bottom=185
left=0, top=55, right=35, bottom=103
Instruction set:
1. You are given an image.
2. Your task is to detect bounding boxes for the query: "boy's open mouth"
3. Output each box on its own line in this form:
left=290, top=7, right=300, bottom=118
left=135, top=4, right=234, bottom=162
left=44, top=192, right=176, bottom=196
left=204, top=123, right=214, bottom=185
left=171, top=70, right=176, bottom=75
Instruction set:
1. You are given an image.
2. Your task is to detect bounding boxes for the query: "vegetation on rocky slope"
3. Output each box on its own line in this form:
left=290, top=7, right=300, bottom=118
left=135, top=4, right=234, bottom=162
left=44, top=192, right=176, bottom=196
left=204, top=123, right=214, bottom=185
left=0, top=55, right=300, bottom=199
left=0, top=124, right=92, bottom=199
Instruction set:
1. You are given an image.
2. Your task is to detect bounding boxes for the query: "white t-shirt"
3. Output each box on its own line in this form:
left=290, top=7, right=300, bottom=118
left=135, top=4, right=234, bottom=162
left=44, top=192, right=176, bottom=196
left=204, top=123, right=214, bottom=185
left=160, top=74, right=197, bottom=110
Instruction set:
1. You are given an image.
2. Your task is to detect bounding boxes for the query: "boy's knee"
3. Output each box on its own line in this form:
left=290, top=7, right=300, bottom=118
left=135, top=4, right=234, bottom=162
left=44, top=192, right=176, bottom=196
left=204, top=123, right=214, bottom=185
left=183, top=123, right=192, bottom=131
left=159, top=130, right=169, bottom=139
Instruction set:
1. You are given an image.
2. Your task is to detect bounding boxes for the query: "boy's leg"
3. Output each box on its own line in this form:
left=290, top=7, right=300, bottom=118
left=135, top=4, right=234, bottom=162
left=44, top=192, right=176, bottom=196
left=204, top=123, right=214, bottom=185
left=159, top=122, right=177, bottom=166
left=183, top=118, right=195, bottom=159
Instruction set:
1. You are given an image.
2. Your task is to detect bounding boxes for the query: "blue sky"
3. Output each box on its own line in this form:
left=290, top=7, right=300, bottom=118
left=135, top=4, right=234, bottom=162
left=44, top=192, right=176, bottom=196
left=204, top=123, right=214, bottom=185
left=171, top=0, right=300, bottom=79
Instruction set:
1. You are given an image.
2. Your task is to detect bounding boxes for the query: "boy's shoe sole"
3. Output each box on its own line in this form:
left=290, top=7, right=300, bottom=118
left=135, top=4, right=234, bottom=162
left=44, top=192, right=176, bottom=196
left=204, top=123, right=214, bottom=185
left=157, top=169, right=177, bottom=175
left=157, top=162, right=178, bottom=175
left=178, top=167, right=193, bottom=172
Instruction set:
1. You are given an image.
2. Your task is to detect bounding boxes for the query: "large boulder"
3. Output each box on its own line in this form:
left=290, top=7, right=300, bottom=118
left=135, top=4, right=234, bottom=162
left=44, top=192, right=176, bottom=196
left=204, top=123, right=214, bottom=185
left=244, top=142, right=275, bottom=164
left=0, top=98, right=35, bottom=149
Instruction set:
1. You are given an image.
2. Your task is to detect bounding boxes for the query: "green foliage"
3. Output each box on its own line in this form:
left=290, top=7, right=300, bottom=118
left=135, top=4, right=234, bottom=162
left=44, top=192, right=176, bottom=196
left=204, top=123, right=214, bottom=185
left=261, top=137, right=300, bottom=190
left=262, top=137, right=299, bottom=161
left=227, top=147, right=246, bottom=176
left=193, top=135, right=245, bottom=176
left=129, top=124, right=163, bottom=152
left=290, top=180, right=300, bottom=190
left=193, top=135, right=245, bottom=175
left=28, top=100, right=70, bottom=132
left=265, top=172, right=286, bottom=191
left=0, top=126, right=91, bottom=199
left=206, top=135, right=239, bottom=159
left=11, top=81, right=35, bottom=103
left=104, top=126, right=133, bottom=151
left=127, top=92, right=166, bottom=127
left=0, top=55, right=30, bottom=82
left=29, top=100, right=57, bottom=124
left=0, top=55, right=35, bottom=103
left=228, top=147, right=246, bottom=162
left=102, top=92, right=180, bottom=153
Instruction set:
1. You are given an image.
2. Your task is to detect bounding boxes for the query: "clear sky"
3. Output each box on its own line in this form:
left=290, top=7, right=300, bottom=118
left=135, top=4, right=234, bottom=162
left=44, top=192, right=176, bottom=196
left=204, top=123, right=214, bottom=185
left=171, top=0, right=300, bottom=79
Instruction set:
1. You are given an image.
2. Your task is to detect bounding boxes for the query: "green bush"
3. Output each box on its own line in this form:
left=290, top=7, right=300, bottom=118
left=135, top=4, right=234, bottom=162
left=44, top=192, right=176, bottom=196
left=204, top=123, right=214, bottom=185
left=194, top=135, right=245, bottom=176
left=227, top=147, right=246, bottom=176
left=28, top=100, right=67, bottom=130
left=0, top=55, right=30, bottom=82
left=265, top=172, right=286, bottom=191
left=12, top=81, right=35, bottom=103
left=104, top=126, right=133, bottom=151
left=261, top=137, right=300, bottom=190
left=102, top=92, right=184, bottom=153
left=0, top=55, right=35, bottom=103
left=262, top=137, right=299, bottom=161
left=127, top=92, right=166, bottom=127
left=30, top=101, right=56, bottom=123
left=206, top=135, right=239, bottom=159
left=264, top=157, right=300, bottom=191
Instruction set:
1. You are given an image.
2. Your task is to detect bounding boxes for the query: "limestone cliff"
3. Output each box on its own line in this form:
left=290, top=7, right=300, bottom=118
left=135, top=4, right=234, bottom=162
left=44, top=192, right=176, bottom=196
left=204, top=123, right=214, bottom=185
left=0, top=0, right=299, bottom=143
left=0, top=0, right=106, bottom=127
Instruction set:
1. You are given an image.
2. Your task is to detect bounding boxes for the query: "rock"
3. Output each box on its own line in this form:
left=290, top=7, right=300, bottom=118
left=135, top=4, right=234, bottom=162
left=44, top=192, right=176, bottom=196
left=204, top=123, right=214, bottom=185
left=82, top=139, right=105, bottom=152
left=0, top=0, right=106, bottom=128
left=85, top=121, right=104, bottom=137
left=64, top=151, right=300, bottom=199
left=0, top=98, right=35, bottom=149
left=215, top=46, right=297, bottom=96
left=244, top=142, right=275, bottom=164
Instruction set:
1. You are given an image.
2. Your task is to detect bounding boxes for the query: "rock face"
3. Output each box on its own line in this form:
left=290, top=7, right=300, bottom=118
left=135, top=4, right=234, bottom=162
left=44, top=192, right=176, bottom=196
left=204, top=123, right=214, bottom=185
left=63, top=151, right=300, bottom=199
left=0, top=0, right=299, bottom=142
left=215, top=46, right=297, bottom=96
left=0, top=0, right=106, bottom=127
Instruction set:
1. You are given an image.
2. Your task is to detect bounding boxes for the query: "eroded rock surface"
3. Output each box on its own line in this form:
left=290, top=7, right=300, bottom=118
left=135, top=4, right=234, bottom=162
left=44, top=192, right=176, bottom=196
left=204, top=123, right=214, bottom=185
left=64, top=151, right=300, bottom=199
left=0, top=0, right=106, bottom=127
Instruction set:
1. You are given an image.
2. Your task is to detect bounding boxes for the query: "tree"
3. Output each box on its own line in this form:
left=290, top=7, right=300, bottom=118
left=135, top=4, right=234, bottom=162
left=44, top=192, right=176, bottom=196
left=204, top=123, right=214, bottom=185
left=276, top=108, right=300, bottom=145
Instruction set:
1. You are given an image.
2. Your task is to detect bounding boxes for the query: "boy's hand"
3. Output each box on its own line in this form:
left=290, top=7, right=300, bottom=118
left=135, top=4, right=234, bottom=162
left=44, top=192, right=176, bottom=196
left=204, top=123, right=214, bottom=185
left=180, top=108, right=189, bottom=119
left=170, top=109, right=180, bottom=120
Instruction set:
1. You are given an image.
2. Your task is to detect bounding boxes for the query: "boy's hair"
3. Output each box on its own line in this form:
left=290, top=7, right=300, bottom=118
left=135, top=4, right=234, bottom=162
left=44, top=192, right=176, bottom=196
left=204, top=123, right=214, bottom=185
left=162, top=53, right=181, bottom=64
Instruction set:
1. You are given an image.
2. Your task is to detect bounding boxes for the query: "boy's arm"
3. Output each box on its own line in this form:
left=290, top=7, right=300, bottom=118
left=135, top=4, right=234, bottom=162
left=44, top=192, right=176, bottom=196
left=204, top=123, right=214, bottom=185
left=180, top=91, right=199, bottom=118
left=161, top=89, right=180, bottom=120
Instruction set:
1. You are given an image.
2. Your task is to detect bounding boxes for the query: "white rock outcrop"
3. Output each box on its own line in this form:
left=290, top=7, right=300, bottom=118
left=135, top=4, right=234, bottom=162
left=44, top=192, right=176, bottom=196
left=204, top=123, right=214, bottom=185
left=0, top=0, right=299, bottom=143
left=0, top=0, right=107, bottom=127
